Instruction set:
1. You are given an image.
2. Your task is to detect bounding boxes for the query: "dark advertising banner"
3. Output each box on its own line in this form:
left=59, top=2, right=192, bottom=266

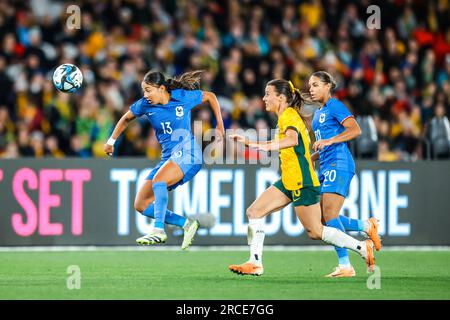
left=1, top=159, right=450, bottom=246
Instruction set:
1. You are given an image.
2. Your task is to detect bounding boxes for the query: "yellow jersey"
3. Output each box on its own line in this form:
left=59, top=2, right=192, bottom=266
left=277, top=107, right=320, bottom=190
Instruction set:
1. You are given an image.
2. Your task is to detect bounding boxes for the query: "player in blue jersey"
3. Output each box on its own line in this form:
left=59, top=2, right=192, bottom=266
left=309, top=71, right=381, bottom=277
left=104, top=70, right=225, bottom=249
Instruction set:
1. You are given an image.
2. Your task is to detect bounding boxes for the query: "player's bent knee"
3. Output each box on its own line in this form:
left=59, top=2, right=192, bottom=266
left=309, top=233, right=322, bottom=240
left=134, top=202, right=145, bottom=213
left=246, top=206, right=259, bottom=219
left=306, top=229, right=322, bottom=240
left=151, top=177, right=164, bottom=184
left=322, top=210, right=336, bottom=222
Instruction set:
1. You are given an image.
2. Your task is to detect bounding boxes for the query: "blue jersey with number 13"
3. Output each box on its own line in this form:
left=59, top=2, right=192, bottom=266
left=129, top=89, right=203, bottom=160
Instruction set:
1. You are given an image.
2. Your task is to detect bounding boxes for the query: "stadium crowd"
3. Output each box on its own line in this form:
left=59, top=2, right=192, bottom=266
left=0, top=0, right=450, bottom=161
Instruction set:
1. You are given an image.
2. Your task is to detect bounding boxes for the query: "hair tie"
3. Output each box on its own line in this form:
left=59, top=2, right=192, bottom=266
left=288, top=81, right=295, bottom=94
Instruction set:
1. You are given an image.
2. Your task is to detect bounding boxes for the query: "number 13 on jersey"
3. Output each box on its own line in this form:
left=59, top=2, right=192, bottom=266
left=161, top=122, right=172, bottom=134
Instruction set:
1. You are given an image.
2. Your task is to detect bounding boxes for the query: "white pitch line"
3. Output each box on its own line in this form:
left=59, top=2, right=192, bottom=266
left=0, top=245, right=449, bottom=252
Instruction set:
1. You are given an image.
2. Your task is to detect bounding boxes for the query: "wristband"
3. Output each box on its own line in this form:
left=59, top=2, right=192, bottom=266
left=107, top=137, right=116, bottom=146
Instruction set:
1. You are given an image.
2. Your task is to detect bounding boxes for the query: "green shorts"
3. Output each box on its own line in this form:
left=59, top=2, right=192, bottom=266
left=273, top=179, right=320, bottom=207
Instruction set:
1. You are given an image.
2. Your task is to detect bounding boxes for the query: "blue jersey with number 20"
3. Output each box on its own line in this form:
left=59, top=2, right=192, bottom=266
left=311, top=98, right=355, bottom=174
left=129, top=89, right=203, bottom=160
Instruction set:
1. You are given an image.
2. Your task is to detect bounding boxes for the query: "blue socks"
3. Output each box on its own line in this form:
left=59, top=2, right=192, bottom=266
left=153, top=182, right=169, bottom=230
left=339, top=215, right=364, bottom=232
left=141, top=204, right=187, bottom=228
left=326, top=217, right=350, bottom=266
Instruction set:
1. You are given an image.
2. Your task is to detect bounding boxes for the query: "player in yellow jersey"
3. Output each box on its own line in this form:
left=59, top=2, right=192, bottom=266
left=228, top=79, right=375, bottom=276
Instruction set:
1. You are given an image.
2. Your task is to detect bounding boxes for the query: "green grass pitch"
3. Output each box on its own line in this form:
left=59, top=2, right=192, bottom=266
left=1, top=249, right=449, bottom=299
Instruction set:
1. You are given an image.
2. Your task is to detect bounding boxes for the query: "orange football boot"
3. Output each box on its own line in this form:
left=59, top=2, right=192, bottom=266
left=363, top=239, right=376, bottom=272
left=325, top=265, right=356, bottom=278
left=367, top=217, right=382, bottom=251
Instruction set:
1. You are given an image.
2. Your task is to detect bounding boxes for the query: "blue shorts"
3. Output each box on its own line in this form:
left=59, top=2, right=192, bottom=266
left=147, top=144, right=203, bottom=191
left=319, top=169, right=354, bottom=197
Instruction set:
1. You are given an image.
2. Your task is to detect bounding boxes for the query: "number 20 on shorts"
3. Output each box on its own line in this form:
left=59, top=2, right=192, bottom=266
left=323, top=169, right=336, bottom=183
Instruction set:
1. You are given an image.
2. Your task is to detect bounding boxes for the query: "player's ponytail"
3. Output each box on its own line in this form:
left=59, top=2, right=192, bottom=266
left=290, top=88, right=306, bottom=116
left=143, top=70, right=204, bottom=91
left=170, top=70, right=205, bottom=90
left=267, top=79, right=315, bottom=119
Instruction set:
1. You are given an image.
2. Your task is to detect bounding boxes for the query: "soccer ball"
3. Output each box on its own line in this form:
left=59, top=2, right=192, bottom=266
left=52, top=63, right=83, bottom=93
left=189, top=212, right=216, bottom=229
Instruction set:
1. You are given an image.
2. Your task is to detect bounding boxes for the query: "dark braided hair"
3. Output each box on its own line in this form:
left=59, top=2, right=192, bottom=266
left=143, top=70, right=205, bottom=91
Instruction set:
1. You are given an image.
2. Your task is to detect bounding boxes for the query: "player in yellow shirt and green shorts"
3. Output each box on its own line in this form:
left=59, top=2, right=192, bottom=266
left=228, top=79, right=375, bottom=276
left=271, top=102, right=321, bottom=208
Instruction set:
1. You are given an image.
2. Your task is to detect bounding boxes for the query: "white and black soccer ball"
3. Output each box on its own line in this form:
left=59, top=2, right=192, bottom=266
left=189, top=212, right=216, bottom=229
left=52, top=63, right=83, bottom=93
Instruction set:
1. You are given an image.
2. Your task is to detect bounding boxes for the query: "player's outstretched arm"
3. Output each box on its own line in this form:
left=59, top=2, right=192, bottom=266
left=228, top=134, right=279, bottom=147
left=104, top=110, right=136, bottom=156
left=248, top=129, right=298, bottom=152
left=202, top=91, right=225, bottom=141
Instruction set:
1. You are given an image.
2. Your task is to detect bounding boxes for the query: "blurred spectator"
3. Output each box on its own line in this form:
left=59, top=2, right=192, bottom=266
left=378, top=139, right=400, bottom=162
left=425, top=102, right=450, bottom=159
left=45, top=135, right=64, bottom=157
